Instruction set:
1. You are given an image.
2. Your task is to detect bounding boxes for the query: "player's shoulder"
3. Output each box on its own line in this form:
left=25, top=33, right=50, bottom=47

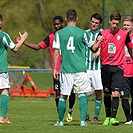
left=76, top=27, right=85, bottom=32
left=118, top=29, right=127, bottom=35
left=48, top=32, right=55, bottom=38
left=0, top=31, right=11, bottom=41
left=101, top=29, right=110, bottom=35
left=0, top=30, right=9, bottom=36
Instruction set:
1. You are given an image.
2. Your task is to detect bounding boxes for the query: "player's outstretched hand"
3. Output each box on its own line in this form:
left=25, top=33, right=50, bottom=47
left=19, top=31, right=28, bottom=40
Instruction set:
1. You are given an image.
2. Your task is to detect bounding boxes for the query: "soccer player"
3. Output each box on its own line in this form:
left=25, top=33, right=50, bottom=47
left=86, top=13, right=103, bottom=122
left=53, top=9, right=92, bottom=126
left=120, top=16, right=133, bottom=125
left=0, top=14, right=28, bottom=124
left=14, top=16, right=75, bottom=122
left=91, top=12, right=133, bottom=126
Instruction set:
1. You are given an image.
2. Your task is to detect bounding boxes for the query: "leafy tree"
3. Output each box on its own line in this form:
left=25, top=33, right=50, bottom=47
left=0, top=0, right=132, bottom=68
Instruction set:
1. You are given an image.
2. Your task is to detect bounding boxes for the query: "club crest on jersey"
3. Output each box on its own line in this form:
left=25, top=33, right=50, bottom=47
left=117, top=35, right=121, bottom=40
left=108, top=43, right=116, bottom=53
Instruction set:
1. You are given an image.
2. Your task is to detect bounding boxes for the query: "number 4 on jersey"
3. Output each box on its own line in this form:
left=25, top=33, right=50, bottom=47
left=67, top=36, right=75, bottom=53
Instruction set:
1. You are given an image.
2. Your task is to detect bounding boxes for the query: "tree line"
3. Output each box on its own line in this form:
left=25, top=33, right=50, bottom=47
left=0, top=0, right=132, bottom=68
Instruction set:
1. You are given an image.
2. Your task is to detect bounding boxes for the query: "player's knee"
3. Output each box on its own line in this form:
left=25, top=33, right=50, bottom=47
left=112, top=91, right=119, bottom=97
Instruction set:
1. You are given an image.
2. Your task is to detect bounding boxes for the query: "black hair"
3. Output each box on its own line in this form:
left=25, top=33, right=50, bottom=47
left=90, top=13, right=102, bottom=24
left=53, top=16, right=63, bottom=23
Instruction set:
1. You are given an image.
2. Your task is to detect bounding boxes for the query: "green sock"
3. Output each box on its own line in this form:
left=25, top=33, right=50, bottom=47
left=94, top=99, right=102, bottom=118
left=78, top=93, right=87, bottom=121
left=58, top=97, right=66, bottom=122
left=85, top=94, right=89, bottom=116
left=1, top=94, right=9, bottom=118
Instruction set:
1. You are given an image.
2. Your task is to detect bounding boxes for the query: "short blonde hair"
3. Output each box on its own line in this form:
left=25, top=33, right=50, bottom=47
left=123, top=16, right=133, bottom=23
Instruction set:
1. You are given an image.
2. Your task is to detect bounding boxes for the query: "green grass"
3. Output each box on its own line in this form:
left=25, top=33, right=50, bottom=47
left=5, top=72, right=133, bottom=132
left=0, top=97, right=133, bottom=133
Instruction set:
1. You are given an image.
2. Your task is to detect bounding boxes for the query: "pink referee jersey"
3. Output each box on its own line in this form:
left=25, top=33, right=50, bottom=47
left=38, top=32, right=62, bottom=73
left=100, top=29, right=132, bottom=70
left=124, top=34, right=133, bottom=77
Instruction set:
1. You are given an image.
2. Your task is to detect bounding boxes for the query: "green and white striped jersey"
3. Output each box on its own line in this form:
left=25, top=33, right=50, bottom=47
left=53, top=26, right=92, bottom=73
left=86, top=29, right=102, bottom=70
left=0, top=31, right=15, bottom=73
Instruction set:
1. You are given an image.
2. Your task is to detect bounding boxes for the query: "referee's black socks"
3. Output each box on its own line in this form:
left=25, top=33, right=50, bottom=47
left=122, top=99, right=131, bottom=121
left=104, top=96, right=111, bottom=117
left=111, top=97, right=119, bottom=118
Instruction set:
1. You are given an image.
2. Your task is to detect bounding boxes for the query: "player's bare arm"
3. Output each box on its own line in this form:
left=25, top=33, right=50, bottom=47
left=53, top=49, right=60, bottom=80
left=14, top=35, right=41, bottom=50
left=23, top=41, right=41, bottom=50
left=91, top=35, right=104, bottom=52
left=92, top=49, right=100, bottom=59
left=13, top=31, right=28, bottom=52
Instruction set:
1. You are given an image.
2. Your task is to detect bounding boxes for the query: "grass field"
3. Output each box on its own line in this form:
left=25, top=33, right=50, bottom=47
left=2, top=72, right=132, bottom=133
left=0, top=96, right=133, bottom=133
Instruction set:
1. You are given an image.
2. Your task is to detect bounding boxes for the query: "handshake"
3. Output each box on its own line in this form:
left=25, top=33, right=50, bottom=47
left=14, top=31, right=28, bottom=43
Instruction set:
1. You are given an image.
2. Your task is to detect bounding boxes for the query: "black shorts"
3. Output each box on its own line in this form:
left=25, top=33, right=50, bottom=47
left=53, top=75, right=60, bottom=92
left=120, top=77, right=132, bottom=98
left=101, top=65, right=124, bottom=94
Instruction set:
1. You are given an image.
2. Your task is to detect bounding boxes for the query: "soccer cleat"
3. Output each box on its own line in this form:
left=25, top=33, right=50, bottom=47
left=66, top=112, right=73, bottom=122
left=109, top=118, right=119, bottom=126
left=54, top=121, right=63, bottom=126
left=103, top=117, right=110, bottom=125
left=80, top=121, right=87, bottom=126
left=125, top=120, right=133, bottom=125
left=0, top=117, right=12, bottom=124
left=54, top=120, right=58, bottom=126
left=85, top=115, right=90, bottom=121
left=91, top=117, right=98, bottom=122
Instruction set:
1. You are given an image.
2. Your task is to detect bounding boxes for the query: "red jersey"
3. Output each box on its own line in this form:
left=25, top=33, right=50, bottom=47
left=39, top=32, right=62, bottom=73
left=124, top=34, right=133, bottom=77
left=100, top=29, right=132, bottom=70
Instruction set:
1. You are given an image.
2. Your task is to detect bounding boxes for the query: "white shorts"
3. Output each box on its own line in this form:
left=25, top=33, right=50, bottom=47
left=60, top=72, right=91, bottom=95
left=0, top=73, right=10, bottom=89
left=87, top=70, right=103, bottom=90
